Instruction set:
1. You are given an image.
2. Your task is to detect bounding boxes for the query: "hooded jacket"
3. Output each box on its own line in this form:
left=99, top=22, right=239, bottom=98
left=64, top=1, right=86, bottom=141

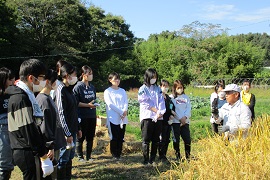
left=6, top=85, right=46, bottom=157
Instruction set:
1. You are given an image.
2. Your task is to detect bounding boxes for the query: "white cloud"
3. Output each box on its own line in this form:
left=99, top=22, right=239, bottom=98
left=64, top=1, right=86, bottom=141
left=201, top=3, right=270, bottom=22
left=201, top=4, right=235, bottom=20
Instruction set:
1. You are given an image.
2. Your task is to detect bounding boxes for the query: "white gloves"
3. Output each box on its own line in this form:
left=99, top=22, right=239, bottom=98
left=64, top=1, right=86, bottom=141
left=168, top=119, right=173, bottom=125
left=40, top=157, right=54, bottom=178
left=120, top=120, right=124, bottom=129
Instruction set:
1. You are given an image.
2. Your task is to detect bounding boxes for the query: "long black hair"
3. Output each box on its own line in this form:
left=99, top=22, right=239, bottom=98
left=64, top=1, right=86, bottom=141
left=79, top=65, right=92, bottom=81
left=0, top=67, right=15, bottom=94
left=144, top=68, right=158, bottom=87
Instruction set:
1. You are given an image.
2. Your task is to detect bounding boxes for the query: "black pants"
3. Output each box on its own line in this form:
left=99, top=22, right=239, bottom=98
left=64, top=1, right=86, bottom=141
left=141, top=119, right=162, bottom=163
left=13, top=149, right=52, bottom=180
left=159, top=122, right=171, bottom=159
left=76, top=117, right=96, bottom=160
left=171, top=123, right=191, bottom=159
left=109, top=122, right=126, bottom=158
left=212, top=123, right=219, bottom=134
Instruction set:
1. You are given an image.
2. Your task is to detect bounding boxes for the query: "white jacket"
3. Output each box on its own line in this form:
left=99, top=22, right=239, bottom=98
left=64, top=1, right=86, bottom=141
left=218, top=100, right=251, bottom=134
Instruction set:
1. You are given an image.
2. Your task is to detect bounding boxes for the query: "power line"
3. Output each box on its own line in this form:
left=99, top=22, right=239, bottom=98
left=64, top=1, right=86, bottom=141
left=228, top=19, right=270, bottom=30
left=0, top=46, right=134, bottom=60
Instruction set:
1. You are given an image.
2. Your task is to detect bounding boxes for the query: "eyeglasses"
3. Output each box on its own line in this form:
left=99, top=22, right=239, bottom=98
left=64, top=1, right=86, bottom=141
left=225, top=91, right=236, bottom=95
left=33, top=75, right=45, bottom=82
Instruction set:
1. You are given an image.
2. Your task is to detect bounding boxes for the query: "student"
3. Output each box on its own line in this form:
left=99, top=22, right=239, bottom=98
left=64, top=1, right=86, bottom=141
left=73, top=65, right=97, bottom=162
left=170, top=80, right=191, bottom=160
left=55, top=63, right=81, bottom=180
left=210, top=84, right=227, bottom=133
left=138, top=68, right=166, bottom=165
left=0, top=67, right=15, bottom=179
left=158, top=79, right=175, bottom=162
left=104, top=72, right=128, bottom=160
left=210, top=80, right=225, bottom=105
left=240, top=79, right=256, bottom=122
left=36, top=69, right=66, bottom=179
left=50, top=60, right=67, bottom=100
left=6, top=59, right=54, bottom=179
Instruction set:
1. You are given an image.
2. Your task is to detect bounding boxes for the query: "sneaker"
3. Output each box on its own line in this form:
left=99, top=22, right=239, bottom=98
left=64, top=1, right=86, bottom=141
left=149, top=161, right=157, bottom=166
left=78, top=158, right=87, bottom=163
left=87, top=158, right=94, bottom=162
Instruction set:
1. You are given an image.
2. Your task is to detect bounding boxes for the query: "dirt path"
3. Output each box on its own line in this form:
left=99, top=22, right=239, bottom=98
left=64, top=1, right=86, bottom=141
left=71, top=126, right=173, bottom=180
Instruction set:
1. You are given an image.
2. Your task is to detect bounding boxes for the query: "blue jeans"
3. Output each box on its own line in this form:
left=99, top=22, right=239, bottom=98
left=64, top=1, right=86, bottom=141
left=58, top=133, right=76, bottom=167
left=0, top=124, right=14, bottom=172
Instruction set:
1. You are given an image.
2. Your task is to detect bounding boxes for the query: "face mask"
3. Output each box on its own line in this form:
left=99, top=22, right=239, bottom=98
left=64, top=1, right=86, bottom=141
left=88, top=74, right=93, bottom=82
left=218, top=91, right=226, bottom=99
left=176, top=88, right=183, bottom=95
left=150, top=78, right=156, bottom=85
left=32, top=80, right=46, bottom=92
left=161, top=87, right=169, bottom=93
left=68, top=76, right=77, bottom=85
left=243, top=85, right=249, bottom=92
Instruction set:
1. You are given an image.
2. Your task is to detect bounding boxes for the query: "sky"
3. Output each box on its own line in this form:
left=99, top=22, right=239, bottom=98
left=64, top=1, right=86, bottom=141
left=88, top=0, right=270, bottom=39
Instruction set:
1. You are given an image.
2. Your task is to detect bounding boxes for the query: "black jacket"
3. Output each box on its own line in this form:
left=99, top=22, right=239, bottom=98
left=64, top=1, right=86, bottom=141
left=55, top=82, right=79, bottom=137
left=6, top=85, right=46, bottom=157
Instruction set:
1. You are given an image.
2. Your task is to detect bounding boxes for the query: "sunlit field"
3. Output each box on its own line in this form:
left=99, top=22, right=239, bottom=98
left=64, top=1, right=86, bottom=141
left=10, top=86, right=270, bottom=179
left=160, top=114, right=270, bottom=179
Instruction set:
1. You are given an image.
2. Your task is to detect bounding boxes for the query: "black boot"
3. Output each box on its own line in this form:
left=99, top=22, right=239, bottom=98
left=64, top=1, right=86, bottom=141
left=66, top=160, right=72, bottom=180
left=57, top=165, right=66, bottom=180
left=149, top=142, right=158, bottom=164
left=142, top=142, right=149, bottom=165
left=86, top=141, right=93, bottom=160
left=185, top=143, right=191, bottom=160
left=110, top=140, right=118, bottom=158
left=159, top=142, right=169, bottom=162
left=0, top=170, right=11, bottom=180
left=173, top=142, right=181, bottom=160
left=76, top=141, right=84, bottom=160
left=117, top=141, right=123, bottom=158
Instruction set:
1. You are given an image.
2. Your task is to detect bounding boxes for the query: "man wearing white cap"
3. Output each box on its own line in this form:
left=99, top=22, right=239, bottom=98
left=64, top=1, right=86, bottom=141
left=214, top=84, right=251, bottom=139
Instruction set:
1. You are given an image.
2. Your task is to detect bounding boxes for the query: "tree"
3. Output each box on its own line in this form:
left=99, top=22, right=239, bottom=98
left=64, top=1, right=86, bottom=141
left=178, top=21, right=228, bottom=40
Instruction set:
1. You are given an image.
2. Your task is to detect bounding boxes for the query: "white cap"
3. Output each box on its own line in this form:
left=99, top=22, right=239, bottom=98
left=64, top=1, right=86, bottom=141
left=222, top=84, right=241, bottom=93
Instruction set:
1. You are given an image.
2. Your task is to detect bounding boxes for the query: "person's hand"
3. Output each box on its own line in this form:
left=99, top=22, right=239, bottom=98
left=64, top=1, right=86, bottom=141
left=47, top=149, right=54, bottom=160
left=171, top=110, right=176, bottom=116
left=66, top=136, right=73, bottom=144
left=77, top=130, right=82, bottom=139
left=180, top=116, right=187, bottom=126
left=122, top=111, right=127, bottom=117
left=40, top=156, right=54, bottom=178
left=88, top=100, right=96, bottom=108
left=169, top=115, right=174, bottom=120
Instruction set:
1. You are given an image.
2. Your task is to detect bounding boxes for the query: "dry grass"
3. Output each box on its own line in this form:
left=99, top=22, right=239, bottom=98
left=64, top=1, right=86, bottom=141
left=160, top=114, right=270, bottom=180
left=10, top=126, right=173, bottom=180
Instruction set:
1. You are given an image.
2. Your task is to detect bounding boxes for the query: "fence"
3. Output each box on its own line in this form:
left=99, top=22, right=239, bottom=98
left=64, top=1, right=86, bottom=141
left=192, top=78, right=270, bottom=89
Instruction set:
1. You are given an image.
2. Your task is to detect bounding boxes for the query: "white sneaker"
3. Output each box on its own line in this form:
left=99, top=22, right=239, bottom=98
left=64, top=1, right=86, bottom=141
left=88, top=158, right=94, bottom=162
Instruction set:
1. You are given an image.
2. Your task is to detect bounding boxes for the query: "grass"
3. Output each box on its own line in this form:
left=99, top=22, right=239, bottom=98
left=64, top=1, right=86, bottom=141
left=161, top=115, right=270, bottom=179
left=10, top=86, right=270, bottom=179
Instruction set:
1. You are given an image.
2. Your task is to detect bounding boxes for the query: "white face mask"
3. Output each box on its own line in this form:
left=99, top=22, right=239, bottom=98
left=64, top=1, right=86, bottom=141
left=88, top=74, right=93, bottom=82
left=218, top=91, right=226, bottom=99
left=176, top=88, right=183, bottom=95
left=68, top=76, right=77, bottom=85
left=32, top=80, right=46, bottom=92
left=242, top=85, right=249, bottom=92
left=161, top=87, right=169, bottom=93
left=150, top=78, right=156, bottom=85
